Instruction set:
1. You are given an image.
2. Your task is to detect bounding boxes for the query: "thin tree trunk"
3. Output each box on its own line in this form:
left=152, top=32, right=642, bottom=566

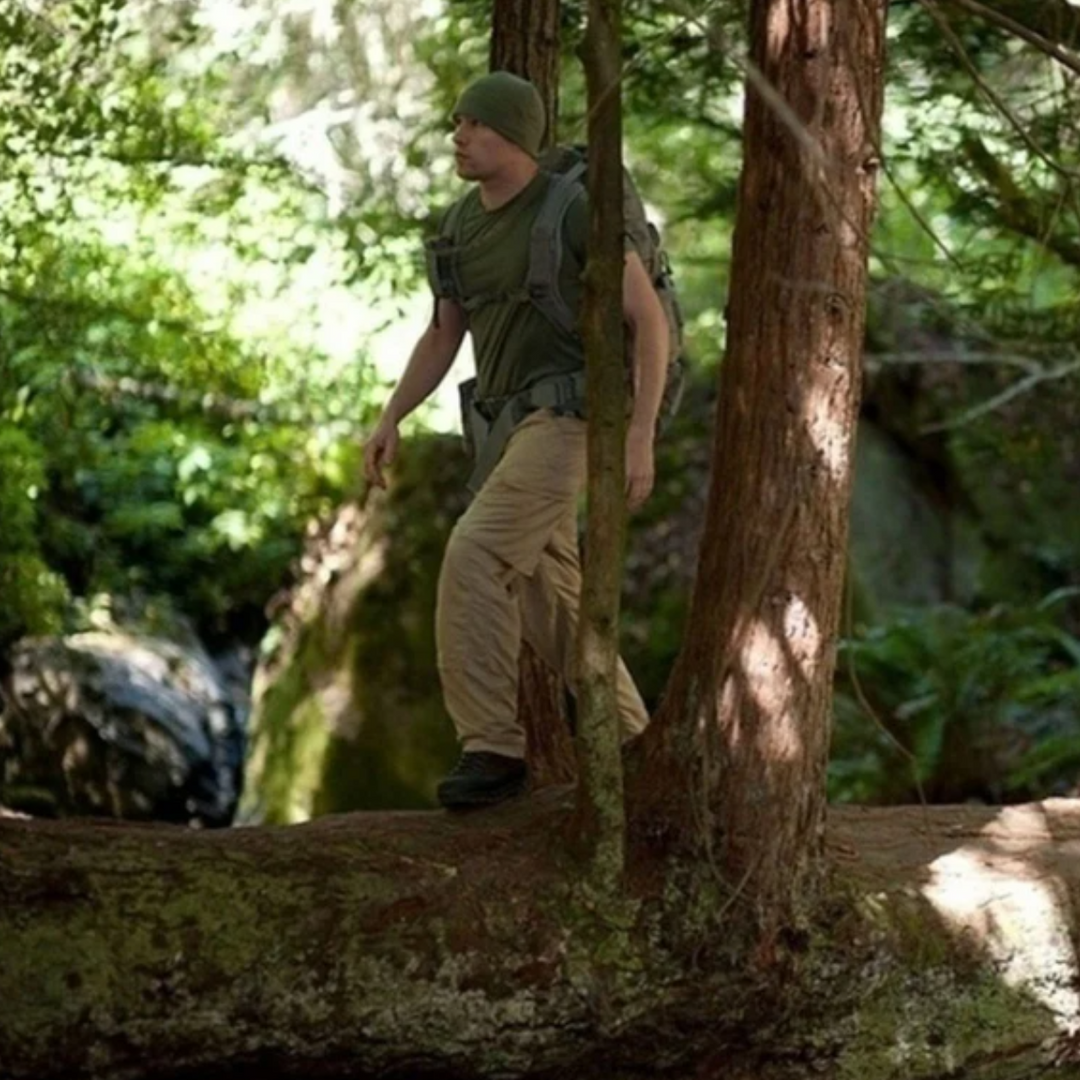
left=490, top=0, right=577, bottom=790
left=575, top=0, right=627, bottom=882
left=639, top=0, right=888, bottom=946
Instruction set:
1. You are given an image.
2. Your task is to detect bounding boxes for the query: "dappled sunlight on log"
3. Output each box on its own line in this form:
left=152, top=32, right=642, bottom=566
left=921, top=801, right=1080, bottom=1031
left=830, top=799, right=1080, bottom=1049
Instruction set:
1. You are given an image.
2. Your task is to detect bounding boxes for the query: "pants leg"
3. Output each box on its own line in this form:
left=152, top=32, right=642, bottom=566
left=437, top=410, right=584, bottom=758
left=518, top=511, right=650, bottom=742
left=436, top=408, right=649, bottom=757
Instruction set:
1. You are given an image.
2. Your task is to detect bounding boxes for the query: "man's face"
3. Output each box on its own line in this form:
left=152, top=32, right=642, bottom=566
left=452, top=116, right=516, bottom=181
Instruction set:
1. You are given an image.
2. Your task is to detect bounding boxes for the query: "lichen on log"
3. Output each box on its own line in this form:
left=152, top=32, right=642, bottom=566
left=3, top=798, right=1080, bottom=1079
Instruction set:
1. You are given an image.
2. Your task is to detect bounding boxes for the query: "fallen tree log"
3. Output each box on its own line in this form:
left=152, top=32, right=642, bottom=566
left=3, top=795, right=1080, bottom=1079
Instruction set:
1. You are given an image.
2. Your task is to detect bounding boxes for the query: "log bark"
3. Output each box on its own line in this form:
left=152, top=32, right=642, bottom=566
left=639, top=0, right=888, bottom=945
left=3, top=798, right=1080, bottom=1079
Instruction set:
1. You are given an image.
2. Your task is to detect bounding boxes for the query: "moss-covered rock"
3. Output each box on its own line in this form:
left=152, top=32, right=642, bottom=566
left=241, top=434, right=469, bottom=823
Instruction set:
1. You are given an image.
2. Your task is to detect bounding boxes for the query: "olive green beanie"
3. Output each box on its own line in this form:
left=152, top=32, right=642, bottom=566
left=452, top=72, right=546, bottom=158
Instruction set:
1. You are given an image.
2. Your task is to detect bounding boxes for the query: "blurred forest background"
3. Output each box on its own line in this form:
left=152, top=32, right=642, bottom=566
left=2, top=0, right=1079, bottom=827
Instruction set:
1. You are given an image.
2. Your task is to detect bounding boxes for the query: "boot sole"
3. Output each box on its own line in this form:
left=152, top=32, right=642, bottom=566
left=437, top=777, right=527, bottom=811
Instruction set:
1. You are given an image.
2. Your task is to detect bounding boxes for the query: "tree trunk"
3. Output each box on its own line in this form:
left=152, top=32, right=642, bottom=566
left=3, top=799, right=1079, bottom=1079
left=638, top=0, right=888, bottom=945
left=575, top=0, right=628, bottom=884
left=490, top=0, right=578, bottom=790
left=491, top=0, right=561, bottom=149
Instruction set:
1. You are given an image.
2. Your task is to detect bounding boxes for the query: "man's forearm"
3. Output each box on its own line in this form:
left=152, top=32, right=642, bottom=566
left=622, top=252, right=670, bottom=433
left=383, top=323, right=461, bottom=425
left=628, top=315, right=669, bottom=432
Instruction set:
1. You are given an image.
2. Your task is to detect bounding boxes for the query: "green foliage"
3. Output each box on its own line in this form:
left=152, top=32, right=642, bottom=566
left=831, top=592, right=1080, bottom=804
left=877, top=3, right=1080, bottom=349
left=0, top=426, right=71, bottom=644
left=0, top=555, right=70, bottom=646
left=0, top=0, right=397, bottom=645
left=0, top=425, right=46, bottom=554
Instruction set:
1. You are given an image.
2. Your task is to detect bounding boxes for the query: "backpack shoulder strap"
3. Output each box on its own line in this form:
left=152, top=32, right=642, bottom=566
left=525, top=162, right=587, bottom=338
left=424, top=196, right=470, bottom=304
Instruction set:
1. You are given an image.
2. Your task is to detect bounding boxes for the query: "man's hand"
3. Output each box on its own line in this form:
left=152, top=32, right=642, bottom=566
left=625, top=422, right=656, bottom=512
left=363, top=416, right=400, bottom=491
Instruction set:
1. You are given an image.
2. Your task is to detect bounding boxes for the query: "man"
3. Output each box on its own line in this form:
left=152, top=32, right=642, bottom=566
left=363, top=71, right=669, bottom=810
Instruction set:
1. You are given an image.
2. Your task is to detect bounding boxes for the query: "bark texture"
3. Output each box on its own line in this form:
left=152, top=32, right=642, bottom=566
left=490, top=0, right=577, bottom=791
left=4, top=799, right=1080, bottom=1079
left=641, top=0, right=887, bottom=942
left=575, top=0, right=628, bottom=883
left=491, top=0, right=561, bottom=149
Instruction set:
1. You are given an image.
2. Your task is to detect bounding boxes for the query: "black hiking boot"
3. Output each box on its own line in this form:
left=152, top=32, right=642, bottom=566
left=437, top=751, right=527, bottom=810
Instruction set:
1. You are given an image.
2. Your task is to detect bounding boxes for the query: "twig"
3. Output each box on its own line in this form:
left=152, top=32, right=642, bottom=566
left=663, top=0, right=880, bottom=276
left=837, top=17, right=964, bottom=272
left=920, top=357, right=1080, bottom=433
left=945, top=0, right=1080, bottom=78
left=61, top=368, right=367, bottom=431
left=922, top=0, right=1080, bottom=181
left=868, top=351, right=1044, bottom=373
left=842, top=574, right=935, bottom=844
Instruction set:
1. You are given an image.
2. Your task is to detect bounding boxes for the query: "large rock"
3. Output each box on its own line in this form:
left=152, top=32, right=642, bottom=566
left=0, top=627, right=245, bottom=826
left=241, top=435, right=468, bottom=824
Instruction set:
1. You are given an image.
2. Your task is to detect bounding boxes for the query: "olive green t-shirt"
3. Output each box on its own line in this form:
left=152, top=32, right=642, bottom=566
left=437, top=172, right=589, bottom=401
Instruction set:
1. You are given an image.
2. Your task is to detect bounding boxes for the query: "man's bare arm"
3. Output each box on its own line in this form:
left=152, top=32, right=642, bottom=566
left=382, top=300, right=468, bottom=424
left=622, top=250, right=669, bottom=434
left=363, top=299, right=467, bottom=489
left=622, top=250, right=669, bottom=510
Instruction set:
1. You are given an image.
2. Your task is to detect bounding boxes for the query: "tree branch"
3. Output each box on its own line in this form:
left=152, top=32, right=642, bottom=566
left=961, top=136, right=1080, bottom=268
left=940, top=0, right=1080, bottom=76
left=869, top=350, right=1043, bottom=374
left=923, top=1, right=1080, bottom=182
left=921, top=357, right=1080, bottom=433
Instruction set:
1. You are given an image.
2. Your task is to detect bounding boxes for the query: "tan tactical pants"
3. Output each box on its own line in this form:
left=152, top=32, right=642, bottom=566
left=436, top=408, right=650, bottom=758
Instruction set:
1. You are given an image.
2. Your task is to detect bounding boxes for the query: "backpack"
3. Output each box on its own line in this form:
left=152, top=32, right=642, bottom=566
left=531, top=144, right=686, bottom=425
left=426, top=144, right=686, bottom=427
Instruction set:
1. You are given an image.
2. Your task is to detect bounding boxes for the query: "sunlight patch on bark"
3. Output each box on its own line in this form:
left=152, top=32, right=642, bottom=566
left=782, top=592, right=821, bottom=681
left=739, top=618, right=803, bottom=761
left=922, top=803, right=1080, bottom=1031
left=802, top=380, right=853, bottom=485
left=765, top=0, right=791, bottom=52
